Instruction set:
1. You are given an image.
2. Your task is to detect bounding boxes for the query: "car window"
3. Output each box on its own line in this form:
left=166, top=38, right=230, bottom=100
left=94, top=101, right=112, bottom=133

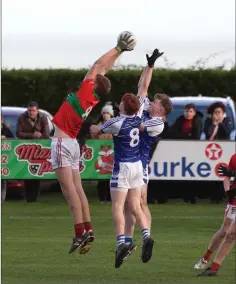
left=3, top=115, right=18, bottom=137
left=168, top=104, right=235, bottom=128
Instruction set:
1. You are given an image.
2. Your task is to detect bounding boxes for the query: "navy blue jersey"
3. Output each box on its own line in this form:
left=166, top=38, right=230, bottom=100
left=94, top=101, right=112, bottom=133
left=100, top=97, right=144, bottom=164
left=139, top=98, right=164, bottom=168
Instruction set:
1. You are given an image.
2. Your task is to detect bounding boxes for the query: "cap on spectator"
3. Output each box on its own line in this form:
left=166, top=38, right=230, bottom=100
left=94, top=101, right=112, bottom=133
left=207, top=102, right=226, bottom=114
left=184, top=103, right=196, bottom=111
left=101, top=104, right=114, bottom=116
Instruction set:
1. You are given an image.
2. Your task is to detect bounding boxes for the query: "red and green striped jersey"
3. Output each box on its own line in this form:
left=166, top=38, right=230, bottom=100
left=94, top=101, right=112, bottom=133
left=229, top=154, right=236, bottom=205
left=52, top=79, right=100, bottom=138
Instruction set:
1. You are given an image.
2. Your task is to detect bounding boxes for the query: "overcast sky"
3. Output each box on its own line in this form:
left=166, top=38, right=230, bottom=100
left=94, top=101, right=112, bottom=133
left=2, top=0, right=235, bottom=69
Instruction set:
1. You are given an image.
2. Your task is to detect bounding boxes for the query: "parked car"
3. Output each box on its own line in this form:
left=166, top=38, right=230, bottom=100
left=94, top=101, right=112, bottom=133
left=2, top=106, right=55, bottom=137
left=1, top=106, right=57, bottom=198
left=168, top=96, right=236, bottom=140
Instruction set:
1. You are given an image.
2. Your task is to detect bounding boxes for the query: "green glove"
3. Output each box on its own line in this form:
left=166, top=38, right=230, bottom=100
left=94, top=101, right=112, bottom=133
left=116, top=31, right=136, bottom=52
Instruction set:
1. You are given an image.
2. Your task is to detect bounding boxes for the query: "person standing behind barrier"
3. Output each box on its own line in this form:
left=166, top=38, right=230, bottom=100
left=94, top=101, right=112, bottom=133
left=1, top=113, right=14, bottom=202
left=202, top=102, right=233, bottom=203
left=202, top=102, right=233, bottom=141
left=167, top=103, right=202, bottom=140
left=91, top=103, right=114, bottom=203
left=166, top=104, right=203, bottom=204
left=16, top=101, right=50, bottom=202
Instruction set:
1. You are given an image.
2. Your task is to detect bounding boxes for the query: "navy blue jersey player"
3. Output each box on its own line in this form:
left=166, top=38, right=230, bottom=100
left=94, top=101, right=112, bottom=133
left=140, top=98, right=165, bottom=184
left=91, top=93, right=152, bottom=269
left=124, top=53, right=173, bottom=260
left=103, top=98, right=144, bottom=188
left=90, top=51, right=164, bottom=268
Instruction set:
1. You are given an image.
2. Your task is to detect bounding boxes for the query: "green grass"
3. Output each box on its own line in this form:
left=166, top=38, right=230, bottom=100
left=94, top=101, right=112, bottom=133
left=1, top=183, right=235, bottom=284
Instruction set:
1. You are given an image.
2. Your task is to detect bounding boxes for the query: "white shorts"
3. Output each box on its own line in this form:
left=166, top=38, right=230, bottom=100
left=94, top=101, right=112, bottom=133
left=224, top=204, right=236, bottom=220
left=110, top=160, right=144, bottom=192
left=51, top=138, right=80, bottom=170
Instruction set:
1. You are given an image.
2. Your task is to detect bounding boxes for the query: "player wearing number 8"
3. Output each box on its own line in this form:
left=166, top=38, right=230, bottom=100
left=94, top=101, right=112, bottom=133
left=50, top=31, right=136, bottom=255
left=91, top=93, right=149, bottom=268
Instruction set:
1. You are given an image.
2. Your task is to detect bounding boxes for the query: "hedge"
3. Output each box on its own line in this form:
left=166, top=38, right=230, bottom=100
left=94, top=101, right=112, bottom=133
left=1, top=68, right=236, bottom=115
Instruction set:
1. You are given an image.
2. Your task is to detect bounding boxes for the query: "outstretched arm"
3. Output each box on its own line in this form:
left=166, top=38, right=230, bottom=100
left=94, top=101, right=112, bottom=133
left=84, top=48, right=120, bottom=81
left=137, top=67, right=154, bottom=98
left=137, top=49, right=164, bottom=98
left=84, top=32, right=136, bottom=81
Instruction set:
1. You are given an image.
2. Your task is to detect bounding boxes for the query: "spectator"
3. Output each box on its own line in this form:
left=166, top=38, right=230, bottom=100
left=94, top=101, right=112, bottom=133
left=168, top=103, right=203, bottom=140
left=1, top=113, right=14, bottom=203
left=92, top=103, right=114, bottom=203
left=16, top=101, right=50, bottom=202
left=203, top=102, right=234, bottom=141
left=93, top=103, right=114, bottom=140
left=16, top=102, right=50, bottom=139
left=166, top=104, right=202, bottom=203
left=202, top=102, right=233, bottom=203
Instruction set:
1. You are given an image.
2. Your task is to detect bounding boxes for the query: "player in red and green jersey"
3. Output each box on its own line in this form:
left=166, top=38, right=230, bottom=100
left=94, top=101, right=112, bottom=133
left=195, top=154, right=236, bottom=275
left=50, top=32, right=136, bottom=255
left=52, top=75, right=110, bottom=138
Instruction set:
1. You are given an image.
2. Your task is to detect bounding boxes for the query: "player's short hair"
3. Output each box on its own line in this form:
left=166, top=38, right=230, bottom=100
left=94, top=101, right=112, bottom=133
left=154, top=93, right=173, bottom=115
left=27, top=101, right=39, bottom=109
left=95, top=75, right=111, bottom=98
left=184, top=103, right=196, bottom=111
left=121, top=93, right=140, bottom=115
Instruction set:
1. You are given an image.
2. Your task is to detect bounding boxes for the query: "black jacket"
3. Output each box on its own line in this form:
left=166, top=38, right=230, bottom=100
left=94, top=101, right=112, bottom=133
left=203, top=116, right=234, bottom=140
left=167, top=112, right=203, bottom=140
left=1, top=123, right=14, bottom=138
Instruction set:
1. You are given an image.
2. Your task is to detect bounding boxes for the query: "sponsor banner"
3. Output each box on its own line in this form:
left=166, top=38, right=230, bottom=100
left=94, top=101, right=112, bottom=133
left=149, top=141, right=234, bottom=180
left=1, top=140, right=113, bottom=179
left=1, top=139, right=235, bottom=180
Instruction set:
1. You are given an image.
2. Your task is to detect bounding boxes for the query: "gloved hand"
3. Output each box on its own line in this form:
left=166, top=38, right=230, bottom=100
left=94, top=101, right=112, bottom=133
left=116, top=31, right=136, bottom=52
left=218, top=165, right=236, bottom=177
left=146, top=48, right=164, bottom=67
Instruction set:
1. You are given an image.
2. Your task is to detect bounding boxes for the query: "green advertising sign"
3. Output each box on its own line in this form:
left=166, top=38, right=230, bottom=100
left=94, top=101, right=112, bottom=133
left=1, top=139, right=114, bottom=179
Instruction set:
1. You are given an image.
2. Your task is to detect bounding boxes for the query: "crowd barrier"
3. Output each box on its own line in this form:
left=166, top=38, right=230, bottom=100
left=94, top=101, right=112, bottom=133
left=1, top=139, right=235, bottom=181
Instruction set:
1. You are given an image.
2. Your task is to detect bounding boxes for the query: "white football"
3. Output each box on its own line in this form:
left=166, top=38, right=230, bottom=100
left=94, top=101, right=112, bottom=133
left=117, top=31, right=137, bottom=50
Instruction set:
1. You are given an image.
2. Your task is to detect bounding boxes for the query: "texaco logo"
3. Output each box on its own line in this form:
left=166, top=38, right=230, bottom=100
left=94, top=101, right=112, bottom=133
left=205, top=143, right=223, bottom=160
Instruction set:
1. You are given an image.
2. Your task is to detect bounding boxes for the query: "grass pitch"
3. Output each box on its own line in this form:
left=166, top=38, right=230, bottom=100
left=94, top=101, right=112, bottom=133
left=1, top=182, right=235, bottom=284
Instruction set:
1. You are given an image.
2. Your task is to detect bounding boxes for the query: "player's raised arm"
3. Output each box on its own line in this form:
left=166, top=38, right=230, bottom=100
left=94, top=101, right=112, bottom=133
left=84, top=32, right=136, bottom=81
left=137, top=49, right=164, bottom=98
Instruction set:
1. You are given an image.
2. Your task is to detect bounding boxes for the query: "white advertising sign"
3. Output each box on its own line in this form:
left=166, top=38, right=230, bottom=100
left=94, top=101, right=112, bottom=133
left=149, top=141, right=236, bottom=181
